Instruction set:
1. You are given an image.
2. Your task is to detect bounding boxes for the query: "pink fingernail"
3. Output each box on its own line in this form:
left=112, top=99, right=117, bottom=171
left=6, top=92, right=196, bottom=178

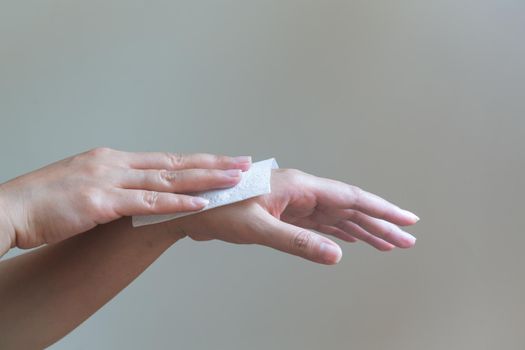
left=399, top=231, right=417, bottom=248
left=401, top=209, right=420, bottom=222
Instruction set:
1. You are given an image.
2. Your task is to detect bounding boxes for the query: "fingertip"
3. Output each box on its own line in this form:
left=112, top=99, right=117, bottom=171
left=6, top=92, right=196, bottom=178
left=190, top=197, right=209, bottom=209
left=222, top=169, right=243, bottom=183
left=319, top=242, right=342, bottom=264
left=399, top=208, right=420, bottom=225
left=232, top=156, right=252, bottom=172
left=399, top=235, right=416, bottom=249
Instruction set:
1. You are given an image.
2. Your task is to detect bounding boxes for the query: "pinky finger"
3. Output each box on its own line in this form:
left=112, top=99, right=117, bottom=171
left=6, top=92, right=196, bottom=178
left=111, top=189, right=209, bottom=216
left=336, top=221, right=395, bottom=251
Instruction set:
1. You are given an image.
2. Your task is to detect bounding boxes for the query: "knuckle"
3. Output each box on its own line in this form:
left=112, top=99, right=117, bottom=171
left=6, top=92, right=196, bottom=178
left=285, top=168, right=303, bottom=176
left=160, top=169, right=179, bottom=182
left=170, top=194, right=194, bottom=211
left=215, top=154, right=230, bottom=164
left=206, top=169, right=223, bottom=178
left=291, top=230, right=313, bottom=252
left=345, top=209, right=361, bottom=224
left=348, top=185, right=363, bottom=206
left=282, top=168, right=304, bottom=184
left=173, top=195, right=189, bottom=208
left=382, top=225, right=398, bottom=241
left=142, top=191, right=160, bottom=209
left=83, top=163, right=107, bottom=178
left=166, top=152, right=185, bottom=169
left=82, top=188, right=105, bottom=212
left=87, top=147, right=113, bottom=158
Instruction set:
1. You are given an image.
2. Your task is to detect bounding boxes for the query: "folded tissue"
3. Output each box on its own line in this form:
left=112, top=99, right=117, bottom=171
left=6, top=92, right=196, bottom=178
left=132, top=158, right=279, bottom=227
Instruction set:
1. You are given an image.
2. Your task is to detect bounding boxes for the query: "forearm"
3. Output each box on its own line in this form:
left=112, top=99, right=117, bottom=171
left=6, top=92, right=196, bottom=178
left=0, top=217, right=185, bottom=349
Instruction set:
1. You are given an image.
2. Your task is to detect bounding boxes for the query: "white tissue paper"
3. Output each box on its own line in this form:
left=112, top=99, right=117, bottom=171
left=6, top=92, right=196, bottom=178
left=132, top=158, right=279, bottom=227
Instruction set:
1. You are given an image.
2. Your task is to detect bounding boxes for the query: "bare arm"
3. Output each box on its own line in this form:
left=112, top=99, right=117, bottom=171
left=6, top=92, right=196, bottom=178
left=0, top=217, right=184, bottom=349
left=0, top=168, right=418, bottom=348
left=0, top=148, right=250, bottom=348
left=0, top=152, right=418, bottom=348
left=0, top=148, right=250, bottom=257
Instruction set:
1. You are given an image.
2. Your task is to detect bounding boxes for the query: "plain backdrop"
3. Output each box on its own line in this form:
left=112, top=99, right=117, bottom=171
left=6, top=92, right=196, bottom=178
left=1, top=1, right=524, bottom=349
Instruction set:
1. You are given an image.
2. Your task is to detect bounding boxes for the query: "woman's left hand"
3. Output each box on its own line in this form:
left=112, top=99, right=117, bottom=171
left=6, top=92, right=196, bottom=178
left=170, top=168, right=419, bottom=265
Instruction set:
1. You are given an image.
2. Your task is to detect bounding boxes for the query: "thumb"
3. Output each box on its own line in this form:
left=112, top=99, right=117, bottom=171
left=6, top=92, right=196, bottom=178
left=256, top=215, right=342, bottom=265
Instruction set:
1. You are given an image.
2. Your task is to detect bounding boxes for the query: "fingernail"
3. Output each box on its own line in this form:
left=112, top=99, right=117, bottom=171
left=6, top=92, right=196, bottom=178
left=192, top=197, right=209, bottom=207
left=224, top=169, right=242, bottom=177
left=401, top=209, right=420, bottom=223
left=399, top=231, right=416, bottom=248
left=233, top=156, right=252, bottom=163
left=319, top=242, right=342, bottom=264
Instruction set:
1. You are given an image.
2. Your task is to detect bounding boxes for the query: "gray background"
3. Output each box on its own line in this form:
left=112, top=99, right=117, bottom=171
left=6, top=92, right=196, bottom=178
left=1, top=1, right=524, bottom=349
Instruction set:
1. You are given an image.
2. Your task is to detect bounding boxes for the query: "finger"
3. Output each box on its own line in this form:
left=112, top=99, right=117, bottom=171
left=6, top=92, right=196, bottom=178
left=118, top=168, right=242, bottom=193
left=336, top=220, right=396, bottom=251
left=339, top=210, right=416, bottom=248
left=110, top=189, right=209, bottom=216
left=123, top=152, right=252, bottom=171
left=281, top=216, right=357, bottom=242
left=255, top=215, right=342, bottom=265
left=316, top=224, right=358, bottom=243
left=312, top=178, right=419, bottom=226
left=312, top=209, right=416, bottom=248
left=295, top=213, right=394, bottom=249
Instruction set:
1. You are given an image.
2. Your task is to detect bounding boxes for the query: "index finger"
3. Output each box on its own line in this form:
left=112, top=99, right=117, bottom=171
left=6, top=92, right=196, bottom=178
left=311, top=177, right=419, bottom=226
left=123, top=152, right=252, bottom=171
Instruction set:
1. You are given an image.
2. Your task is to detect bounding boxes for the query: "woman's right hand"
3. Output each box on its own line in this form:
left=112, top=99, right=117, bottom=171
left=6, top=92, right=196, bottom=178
left=0, top=148, right=251, bottom=252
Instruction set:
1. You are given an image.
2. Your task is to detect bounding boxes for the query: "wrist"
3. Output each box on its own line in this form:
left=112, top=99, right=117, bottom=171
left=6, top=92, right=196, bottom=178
left=0, top=183, right=16, bottom=256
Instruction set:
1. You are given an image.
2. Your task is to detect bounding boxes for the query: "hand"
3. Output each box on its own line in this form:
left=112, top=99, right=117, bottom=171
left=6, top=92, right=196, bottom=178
left=0, top=147, right=252, bottom=250
left=170, top=169, right=419, bottom=265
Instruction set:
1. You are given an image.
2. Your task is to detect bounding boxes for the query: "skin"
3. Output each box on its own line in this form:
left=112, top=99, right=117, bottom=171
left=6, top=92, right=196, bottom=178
left=0, top=147, right=252, bottom=255
left=175, top=168, right=419, bottom=263
left=0, top=148, right=418, bottom=349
